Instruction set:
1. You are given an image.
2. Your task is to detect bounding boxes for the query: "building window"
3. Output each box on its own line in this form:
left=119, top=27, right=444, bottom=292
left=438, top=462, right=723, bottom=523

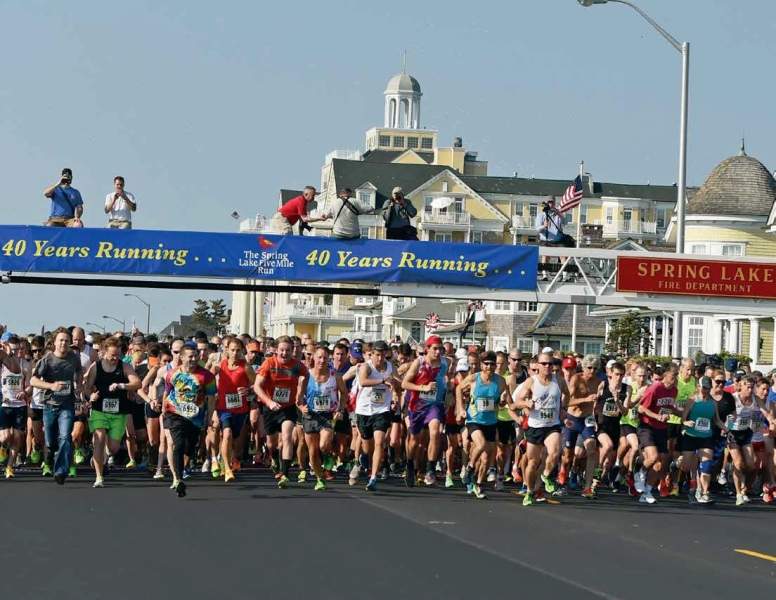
left=529, top=204, right=538, bottom=219
left=360, top=226, right=370, bottom=239
left=421, top=137, right=433, bottom=149
left=560, top=341, right=571, bottom=352
left=513, top=202, right=524, bottom=217
left=434, top=232, right=452, bottom=242
left=357, top=190, right=373, bottom=206
left=379, top=135, right=390, bottom=147
left=605, top=207, right=614, bottom=225
left=490, top=336, right=509, bottom=352
left=491, top=300, right=511, bottom=311
left=407, top=137, right=418, bottom=149
left=454, top=197, right=464, bottom=213
left=516, top=301, right=538, bottom=313
left=721, top=244, right=743, bottom=257
left=471, top=231, right=484, bottom=244
left=411, top=321, right=422, bottom=342
left=584, top=341, right=602, bottom=355
left=393, top=136, right=405, bottom=148
left=687, top=316, right=704, bottom=357
left=656, top=208, right=667, bottom=229
left=690, top=244, right=706, bottom=255
left=580, top=204, right=588, bottom=224
left=517, top=338, right=533, bottom=353
left=564, top=211, right=573, bottom=226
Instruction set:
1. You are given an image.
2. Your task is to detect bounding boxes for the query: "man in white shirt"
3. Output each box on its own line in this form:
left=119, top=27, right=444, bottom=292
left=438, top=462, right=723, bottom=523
left=104, top=176, right=136, bottom=229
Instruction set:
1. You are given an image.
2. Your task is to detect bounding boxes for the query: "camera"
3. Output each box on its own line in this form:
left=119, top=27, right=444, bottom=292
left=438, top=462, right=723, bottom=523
left=540, top=201, right=552, bottom=215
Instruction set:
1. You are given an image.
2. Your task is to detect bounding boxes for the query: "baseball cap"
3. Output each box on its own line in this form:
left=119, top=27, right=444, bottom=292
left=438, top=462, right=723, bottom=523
left=183, top=341, right=197, bottom=351
left=455, top=348, right=467, bottom=360
left=392, top=186, right=403, bottom=195
left=734, top=369, right=746, bottom=380
left=373, top=340, right=389, bottom=352
left=456, top=358, right=469, bottom=372
left=425, top=335, right=443, bottom=348
left=606, top=359, right=616, bottom=370
left=562, top=356, right=577, bottom=369
left=350, top=347, right=364, bottom=360
left=61, top=167, right=73, bottom=178
left=541, top=346, right=554, bottom=354
left=0, top=332, right=14, bottom=343
left=700, top=376, right=713, bottom=389
left=85, top=334, right=94, bottom=345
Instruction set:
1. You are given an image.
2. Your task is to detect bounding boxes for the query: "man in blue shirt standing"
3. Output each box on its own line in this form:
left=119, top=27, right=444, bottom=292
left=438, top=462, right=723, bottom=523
left=43, top=168, right=84, bottom=227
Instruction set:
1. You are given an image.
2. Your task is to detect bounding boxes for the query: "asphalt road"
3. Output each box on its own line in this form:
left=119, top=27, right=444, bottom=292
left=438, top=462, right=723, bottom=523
left=1, top=466, right=774, bottom=600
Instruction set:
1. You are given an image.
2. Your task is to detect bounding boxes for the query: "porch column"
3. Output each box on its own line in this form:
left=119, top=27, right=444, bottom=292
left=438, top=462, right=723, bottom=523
left=748, top=318, right=760, bottom=365
left=728, top=319, right=740, bottom=353
left=649, top=317, right=657, bottom=354
left=660, top=316, right=671, bottom=357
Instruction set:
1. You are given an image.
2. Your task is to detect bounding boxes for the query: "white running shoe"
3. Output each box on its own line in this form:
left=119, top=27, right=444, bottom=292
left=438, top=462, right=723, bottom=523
left=92, top=478, right=104, bottom=488
left=153, top=470, right=165, bottom=480
left=639, top=490, right=656, bottom=504
left=717, top=471, right=727, bottom=486
left=201, top=458, right=211, bottom=473
left=348, top=464, right=360, bottom=485
left=634, top=470, right=646, bottom=494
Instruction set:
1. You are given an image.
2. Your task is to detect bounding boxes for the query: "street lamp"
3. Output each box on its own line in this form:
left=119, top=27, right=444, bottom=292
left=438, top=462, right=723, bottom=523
left=102, top=315, right=126, bottom=332
left=578, top=0, right=689, bottom=358
left=124, top=293, right=151, bottom=333
left=85, top=321, right=106, bottom=334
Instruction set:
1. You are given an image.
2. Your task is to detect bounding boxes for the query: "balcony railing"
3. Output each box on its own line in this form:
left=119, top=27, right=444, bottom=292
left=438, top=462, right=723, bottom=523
left=603, top=220, right=658, bottom=235
left=277, top=303, right=350, bottom=320
left=335, top=329, right=383, bottom=343
left=421, top=209, right=471, bottom=225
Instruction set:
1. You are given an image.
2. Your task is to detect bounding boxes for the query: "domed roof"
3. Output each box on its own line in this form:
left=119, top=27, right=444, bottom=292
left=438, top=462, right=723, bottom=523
left=384, top=72, right=421, bottom=95
left=688, top=147, right=776, bottom=217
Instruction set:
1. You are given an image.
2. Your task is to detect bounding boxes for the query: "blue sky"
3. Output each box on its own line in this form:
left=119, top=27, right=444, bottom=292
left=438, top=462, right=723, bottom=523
left=1, top=0, right=774, bottom=333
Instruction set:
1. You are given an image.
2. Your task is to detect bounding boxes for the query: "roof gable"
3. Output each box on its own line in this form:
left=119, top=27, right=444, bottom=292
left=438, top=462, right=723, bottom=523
left=407, top=170, right=510, bottom=223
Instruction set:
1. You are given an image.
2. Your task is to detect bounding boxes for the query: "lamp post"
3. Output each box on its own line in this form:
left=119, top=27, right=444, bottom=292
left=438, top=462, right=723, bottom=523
left=102, top=315, right=126, bottom=332
left=124, top=293, right=151, bottom=333
left=578, top=0, right=689, bottom=358
left=85, top=321, right=106, bottom=334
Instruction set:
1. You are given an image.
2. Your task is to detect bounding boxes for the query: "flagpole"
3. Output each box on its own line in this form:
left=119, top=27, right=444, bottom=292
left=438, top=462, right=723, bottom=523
left=570, top=161, right=584, bottom=354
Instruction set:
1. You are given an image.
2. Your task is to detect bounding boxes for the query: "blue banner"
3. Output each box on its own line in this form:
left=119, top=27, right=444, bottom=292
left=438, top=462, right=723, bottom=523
left=0, top=226, right=538, bottom=290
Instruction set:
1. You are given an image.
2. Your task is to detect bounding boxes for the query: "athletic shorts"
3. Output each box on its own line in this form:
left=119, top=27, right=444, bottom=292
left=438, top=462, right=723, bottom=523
left=752, top=441, right=766, bottom=453
left=496, top=420, right=517, bottom=445
left=445, top=423, right=462, bottom=435
left=145, top=402, right=162, bottom=419
left=218, top=411, right=248, bottom=437
left=29, top=407, right=43, bottom=422
left=333, top=413, right=351, bottom=435
left=666, top=423, right=683, bottom=441
left=89, top=410, right=128, bottom=442
left=408, top=403, right=444, bottom=435
left=466, top=423, right=497, bottom=443
left=620, top=424, right=638, bottom=437
left=637, top=426, right=668, bottom=454
left=0, top=406, right=26, bottom=431
left=525, top=424, right=562, bottom=446
left=130, top=402, right=146, bottom=431
left=74, top=414, right=89, bottom=424
left=681, top=435, right=714, bottom=452
left=563, top=414, right=596, bottom=449
left=261, top=405, right=297, bottom=436
left=356, top=412, right=391, bottom=441
left=597, top=417, right=620, bottom=443
left=301, top=411, right=333, bottom=434
left=727, top=430, right=753, bottom=449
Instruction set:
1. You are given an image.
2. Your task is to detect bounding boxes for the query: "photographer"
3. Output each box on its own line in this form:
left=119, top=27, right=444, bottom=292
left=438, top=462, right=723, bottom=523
left=382, top=186, right=418, bottom=240
left=43, top=168, right=84, bottom=227
left=104, top=176, right=136, bottom=229
left=329, top=188, right=381, bottom=240
left=535, top=196, right=572, bottom=281
left=269, top=186, right=330, bottom=235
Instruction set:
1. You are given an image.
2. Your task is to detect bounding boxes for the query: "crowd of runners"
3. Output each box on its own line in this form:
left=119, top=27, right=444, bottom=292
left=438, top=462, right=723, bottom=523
left=1, top=325, right=775, bottom=505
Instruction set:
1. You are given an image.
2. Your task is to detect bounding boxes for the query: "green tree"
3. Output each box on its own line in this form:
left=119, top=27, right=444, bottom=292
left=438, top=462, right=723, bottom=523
left=209, top=299, right=230, bottom=334
left=190, top=298, right=216, bottom=335
left=605, top=312, right=652, bottom=358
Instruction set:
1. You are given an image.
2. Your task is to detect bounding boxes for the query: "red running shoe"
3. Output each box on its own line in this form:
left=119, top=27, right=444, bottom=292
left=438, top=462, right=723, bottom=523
left=658, top=477, right=670, bottom=498
left=557, top=467, right=568, bottom=486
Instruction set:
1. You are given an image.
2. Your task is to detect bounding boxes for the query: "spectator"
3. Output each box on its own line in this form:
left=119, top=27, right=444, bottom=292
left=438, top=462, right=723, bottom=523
left=382, top=187, right=418, bottom=240
left=43, top=168, right=83, bottom=227
left=535, top=196, right=566, bottom=281
left=269, top=186, right=329, bottom=234
left=104, top=176, right=136, bottom=229
left=329, top=188, right=385, bottom=240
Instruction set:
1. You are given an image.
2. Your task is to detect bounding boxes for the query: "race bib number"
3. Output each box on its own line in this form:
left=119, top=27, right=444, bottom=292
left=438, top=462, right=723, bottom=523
left=539, top=408, right=555, bottom=421
left=54, top=381, right=72, bottom=396
left=177, top=401, right=200, bottom=419
left=419, top=390, right=437, bottom=403
left=475, top=396, right=495, bottom=412
left=628, top=407, right=638, bottom=421
left=584, top=415, right=596, bottom=428
left=313, top=394, right=330, bottom=412
left=602, top=401, right=618, bottom=417
left=735, top=417, right=751, bottom=431
left=101, top=398, right=119, bottom=414
left=694, top=417, right=711, bottom=433
left=372, top=389, right=385, bottom=406
left=225, top=393, right=242, bottom=409
left=659, top=407, right=672, bottom=417
left=3, top=375, right=22, bottom=392
left=273, top=387, right=291, bottom=404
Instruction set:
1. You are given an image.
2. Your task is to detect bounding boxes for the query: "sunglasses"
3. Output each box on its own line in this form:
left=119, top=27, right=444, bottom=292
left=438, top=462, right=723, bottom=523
left=482, top=361, right=495, bottom=366
left=172, top=350, right=180, bottom=354
left=713, top=380, right=725, bottom=385
left=584, top=366, right=595, bottom=370
left=538, top=362, right=552, bottom=366
left=508, top=357, right=519, bottom=361
left=31, top=348, right=42, bottom=353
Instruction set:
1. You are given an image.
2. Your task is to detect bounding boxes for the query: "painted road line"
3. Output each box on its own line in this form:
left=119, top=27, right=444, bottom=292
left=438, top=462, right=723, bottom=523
left=734, top=549, right=776, bottom=563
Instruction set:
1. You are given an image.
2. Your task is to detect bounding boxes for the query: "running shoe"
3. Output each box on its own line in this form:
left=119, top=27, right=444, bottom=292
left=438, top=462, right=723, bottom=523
left=512, top=469, right=523, bottom=485
left=5, top=465, right=14, bottom=479
left=153, top=470, right=165, bottom=480
left=41, top=463, right=53, bottom=477
left=541, top=474, right=556, bottom=494
left=698, top=493, right=713, bottom=504
left=459, top=465, right=467, bottom=480
left=201, top=458, right=211, bottom=474
left=230, top=458, right=241, bottom=473
left=211, top=460, right=222, bottom=479
left=365, top=477, right=378, bottom=492
left=224, top=467, right=235, bottom=484
left=298, top=469, right=308, bottom=484
left=634, top=470, right=646, bottom=494
left=742, top=494, right=751, bottom=504
left=522, top=492, right=535, bottom=506
left=552, top=486, right=568, bottom=497
left=445, top=474, right=454, bottom=488
left=169, top=480, right=179, bottom=490
left=30, top=449, right=42, bottom=464
left=93, top=477, right=104, bottom=489
left=494, top=478, right=504, bottom=492
left=717, top=471, right=727, bottom=486
left=535, top=489, right=547, bottom=503
left=54, top=473, right=66, bottom=485
left=424, top=472, right=436, bottom=487
left=73, top=447, right=86, bottom=465
left=670, top=483, right=680, bottom=497
left=639, top=490, right=656, bottom=504
left=658, top=478, right=670, bottom=498
left=763, top=486, right=773, bottom=504
left=175, top=481, right=186, bottom=498
left=404, top=462, right=415, bottom=488
left=126, top=459, right=137, bottom=470
left=182, top=467, right=192, bottom=480
left=68, top=465, right=77, bottom=478
left=472, top=484, right=487, bottom=500
left=581, top=487, right=596, bottom=499
left=556, top=467, right=567, bottom=486
left=0, top=447, right=7, bottom=464
left=348, top=464, right=360, bottom=486
left=466, top=482, right=475, bottom=495
left=277, top=475, right=289, bottom=489
left=322, top=455, right=335, bottom=471
left=735, top=494, right=745, bottom=506
left=486, top=467, right=497, bottom=483
left=314, top=478, right=326, bottom=492
left=323, top=469, right=335, bottom=481
left=568, top=472, right=580, bottom=490
left=378, top=467, right=389, bottom=481
left=461, top=465, right=472, bottom=486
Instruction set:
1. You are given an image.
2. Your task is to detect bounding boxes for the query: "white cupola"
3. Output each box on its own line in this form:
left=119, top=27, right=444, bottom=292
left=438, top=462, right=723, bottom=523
left=384, top=68, right=422, bottom=130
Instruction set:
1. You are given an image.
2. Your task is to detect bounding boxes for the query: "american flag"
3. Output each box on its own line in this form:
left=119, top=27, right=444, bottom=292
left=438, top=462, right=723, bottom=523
left=559, top=175, right=584, bottom=214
